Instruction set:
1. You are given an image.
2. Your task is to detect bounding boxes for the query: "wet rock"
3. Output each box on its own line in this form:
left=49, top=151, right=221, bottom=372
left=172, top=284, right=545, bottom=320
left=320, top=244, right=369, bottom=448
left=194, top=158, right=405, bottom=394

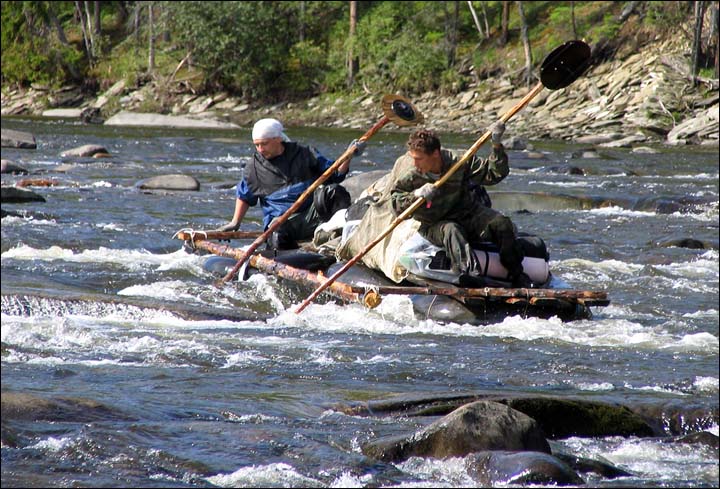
left=105, top=111, right=240, bottom=129
left=573, top=133, right=624, bottom=145
left=669, top=431, right=719, bottom=450
left=598, top=133, right=648, bottom=148
left=136, top=174, right=200, bottom=191
left=1, top=391, right=130, bottom=422
left=631, top=402, right=719, bottom=436
left=361, top=400, right=550, bottom=462
left=656, top=238, right=706, bottom=249
left=667, top=105, right=719, bottom=145
left=42, top=108, right=83, bottom=118
left=503, top=397, right=655, bottom=438
left=571, top=149, right=602, bottom=159
left=1, top=208, right=25, bottom=218
left=465, top=450, right=584, bottom=486
left=551, top=442, right=633, bottom=478
left=54, top=163, right=77, bottom=172
left=1, top=160, right=29, bottom=174
left=1, top=128, right=36, bottom=149
left=522, top=151, right=547, bottom=160
left=60, top=144, right=110, bottom=158
left=14, top=178, right=58, bottom=188
left=1, top=422, right=21, bottom=447
left=534, top=164, right=586, bottom=175
left=504, top=136, right=531, bottom=150
left=632, top=146, right=659, bottom=154
left=1, top=186, right=46, bottom=203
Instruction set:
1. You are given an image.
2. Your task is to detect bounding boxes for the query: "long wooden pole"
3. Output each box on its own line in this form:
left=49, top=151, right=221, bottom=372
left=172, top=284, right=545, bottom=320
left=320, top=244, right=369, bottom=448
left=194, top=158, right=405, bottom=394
left=295, top=82, right=545, bottom=314
left=195, top=239, right=381, bottom=308
left=174, top=230, right=263, bottom=241
left=220, top=114, right=394, bottom=284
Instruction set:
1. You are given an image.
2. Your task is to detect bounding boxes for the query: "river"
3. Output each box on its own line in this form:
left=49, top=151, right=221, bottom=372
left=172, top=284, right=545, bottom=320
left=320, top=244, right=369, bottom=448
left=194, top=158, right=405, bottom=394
left=1, top=116, right=718, bottom=487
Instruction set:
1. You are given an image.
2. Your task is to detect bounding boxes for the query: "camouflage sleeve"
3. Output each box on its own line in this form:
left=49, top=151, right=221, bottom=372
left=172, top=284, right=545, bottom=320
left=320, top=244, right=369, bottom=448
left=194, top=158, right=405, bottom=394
left=468, top=145, right=509, bottom=186
left=390, top=171, right=421, bottom=216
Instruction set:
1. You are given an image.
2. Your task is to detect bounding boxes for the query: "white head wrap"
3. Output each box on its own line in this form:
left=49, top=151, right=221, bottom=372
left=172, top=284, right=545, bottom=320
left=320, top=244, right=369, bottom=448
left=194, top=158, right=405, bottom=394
left=252, top=118, right=290, bottom=142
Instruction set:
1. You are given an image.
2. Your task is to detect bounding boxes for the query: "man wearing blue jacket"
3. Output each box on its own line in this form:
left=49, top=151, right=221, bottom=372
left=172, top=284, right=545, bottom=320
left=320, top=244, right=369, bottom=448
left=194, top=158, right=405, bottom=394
left=215, top=118, right=363, bottom=249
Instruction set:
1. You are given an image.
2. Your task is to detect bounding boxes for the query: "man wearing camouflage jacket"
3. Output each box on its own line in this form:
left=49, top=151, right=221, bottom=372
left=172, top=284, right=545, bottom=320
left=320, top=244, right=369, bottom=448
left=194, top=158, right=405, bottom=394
left=390, top=127, right=532, bottom=288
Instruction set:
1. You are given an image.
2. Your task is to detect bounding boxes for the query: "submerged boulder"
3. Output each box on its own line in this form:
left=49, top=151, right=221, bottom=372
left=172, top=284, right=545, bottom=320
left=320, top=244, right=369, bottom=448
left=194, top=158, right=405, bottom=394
left=136, top=174, right=200, bottom=191
left=1, top=186, right=46, bottom=203
left=1, top=128, right=36, bottom=149
left=503, top=397, right=655, bottom=438
left=1, top=391, right=130, bottom=423
left=362, top=400, right=550, bottom=462
left=60, top=144, right=110, bottom=158
left=1, top=160, right=29, bottom=174
left=465, top=450, right=584, bottom=486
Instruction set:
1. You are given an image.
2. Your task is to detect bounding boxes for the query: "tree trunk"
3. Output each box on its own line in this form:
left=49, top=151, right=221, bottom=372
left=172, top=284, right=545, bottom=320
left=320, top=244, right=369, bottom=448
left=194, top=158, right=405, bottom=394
left=467, top=1, right=484, bottom=38
left=47, top=3, right=81, bottom=80
left=500, top=1, right=510, bottom=45
left=517, top=1, right=533, bottom=86
left=75, top=1, right=93, bottom=61
left=347, top=1, right=359, bottom=87
left=47, top=3, right=70, bottom=45
left=93, top=1, right=101, bottom=35
left=479, top=1, right=490, bottom=39
left=713, top=3, right=719, bottom=78
left=148, top=2, right=155, bottom=73
left=117, top=0, right=129, bottom=24
left=83, top=1, right=95, bottom=56
left=134, top=3, right=141, bottom=54
left=299, top=1, right=305, bottom=42
left=691, top=0, right=707, bottom=85
left=445, top=1, right=459, bottom=68
left=571, top=1, right=578, bottom=39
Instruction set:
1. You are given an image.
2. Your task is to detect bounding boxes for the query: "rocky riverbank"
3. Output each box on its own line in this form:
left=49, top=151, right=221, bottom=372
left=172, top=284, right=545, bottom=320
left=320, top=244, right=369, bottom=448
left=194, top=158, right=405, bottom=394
left=2, top=38, right=718, bottom=147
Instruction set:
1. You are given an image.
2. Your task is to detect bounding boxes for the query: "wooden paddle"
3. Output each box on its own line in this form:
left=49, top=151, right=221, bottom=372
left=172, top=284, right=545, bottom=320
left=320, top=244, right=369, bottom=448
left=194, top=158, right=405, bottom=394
left=295, top=40, right=592, bottom=313
left=218, top=94, right=424, bottom=284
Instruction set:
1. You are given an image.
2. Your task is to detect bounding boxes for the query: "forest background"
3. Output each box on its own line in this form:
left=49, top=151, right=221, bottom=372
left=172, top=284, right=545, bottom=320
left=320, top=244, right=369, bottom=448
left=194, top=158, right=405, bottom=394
left=1, top=1, right=718, bottom=124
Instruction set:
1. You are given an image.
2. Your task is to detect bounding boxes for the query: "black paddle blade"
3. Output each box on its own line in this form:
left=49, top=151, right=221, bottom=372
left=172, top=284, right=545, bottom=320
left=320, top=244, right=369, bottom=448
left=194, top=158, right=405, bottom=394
left=392, top=99, right=417, bottom=121
left=382, top=94, right=424, bottom=126
left=540, top=40, right=591, bottom=90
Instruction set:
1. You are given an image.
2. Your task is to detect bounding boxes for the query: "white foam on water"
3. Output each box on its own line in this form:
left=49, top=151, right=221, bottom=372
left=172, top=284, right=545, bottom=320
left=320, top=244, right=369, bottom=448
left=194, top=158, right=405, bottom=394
left=683, top=309, right=719, bottom=319
left=573, top=381, right=616, bottom=391
left=587, top=206, right=657, bottom=218
left=90, top=180, right=114, bottom=187
left=95, top=222, right=125, bottom=231
left=529, top=180, right=595, bottom=188
left=560, top=436, right=719, bottom=485
left=1, top=244, right=206, bottom=274
left=25, top=436, right=76, bottom=453
left=557, top=257, right=644, bottom=276
left=205, top=462, right=323, bottom=488
left=1, top=215, right=57, bottom=226
left=118, top=280, right=211, bottom=304
left=328, top=471, right=369, bottom=488
left=221, top=350, right=270, bottom=368
left=694, top=376, right=719, bottom=393
left=353, top=354, right=400, bottom=365
left=221, top=412, right=282, bottom=424
left=395, top=456, right=477, bottom=487
left=653, top=250, right=719, bottom=278
left=266, top=293, right=719, bottom=353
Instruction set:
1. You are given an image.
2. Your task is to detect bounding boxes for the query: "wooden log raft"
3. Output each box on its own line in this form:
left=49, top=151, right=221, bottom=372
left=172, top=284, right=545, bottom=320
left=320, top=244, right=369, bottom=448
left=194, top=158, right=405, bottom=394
left=189, top=239, right=382, bottom=308
left=183, top=238, right=609, bottom=310
left=174, top=230, right=264, bottom=241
